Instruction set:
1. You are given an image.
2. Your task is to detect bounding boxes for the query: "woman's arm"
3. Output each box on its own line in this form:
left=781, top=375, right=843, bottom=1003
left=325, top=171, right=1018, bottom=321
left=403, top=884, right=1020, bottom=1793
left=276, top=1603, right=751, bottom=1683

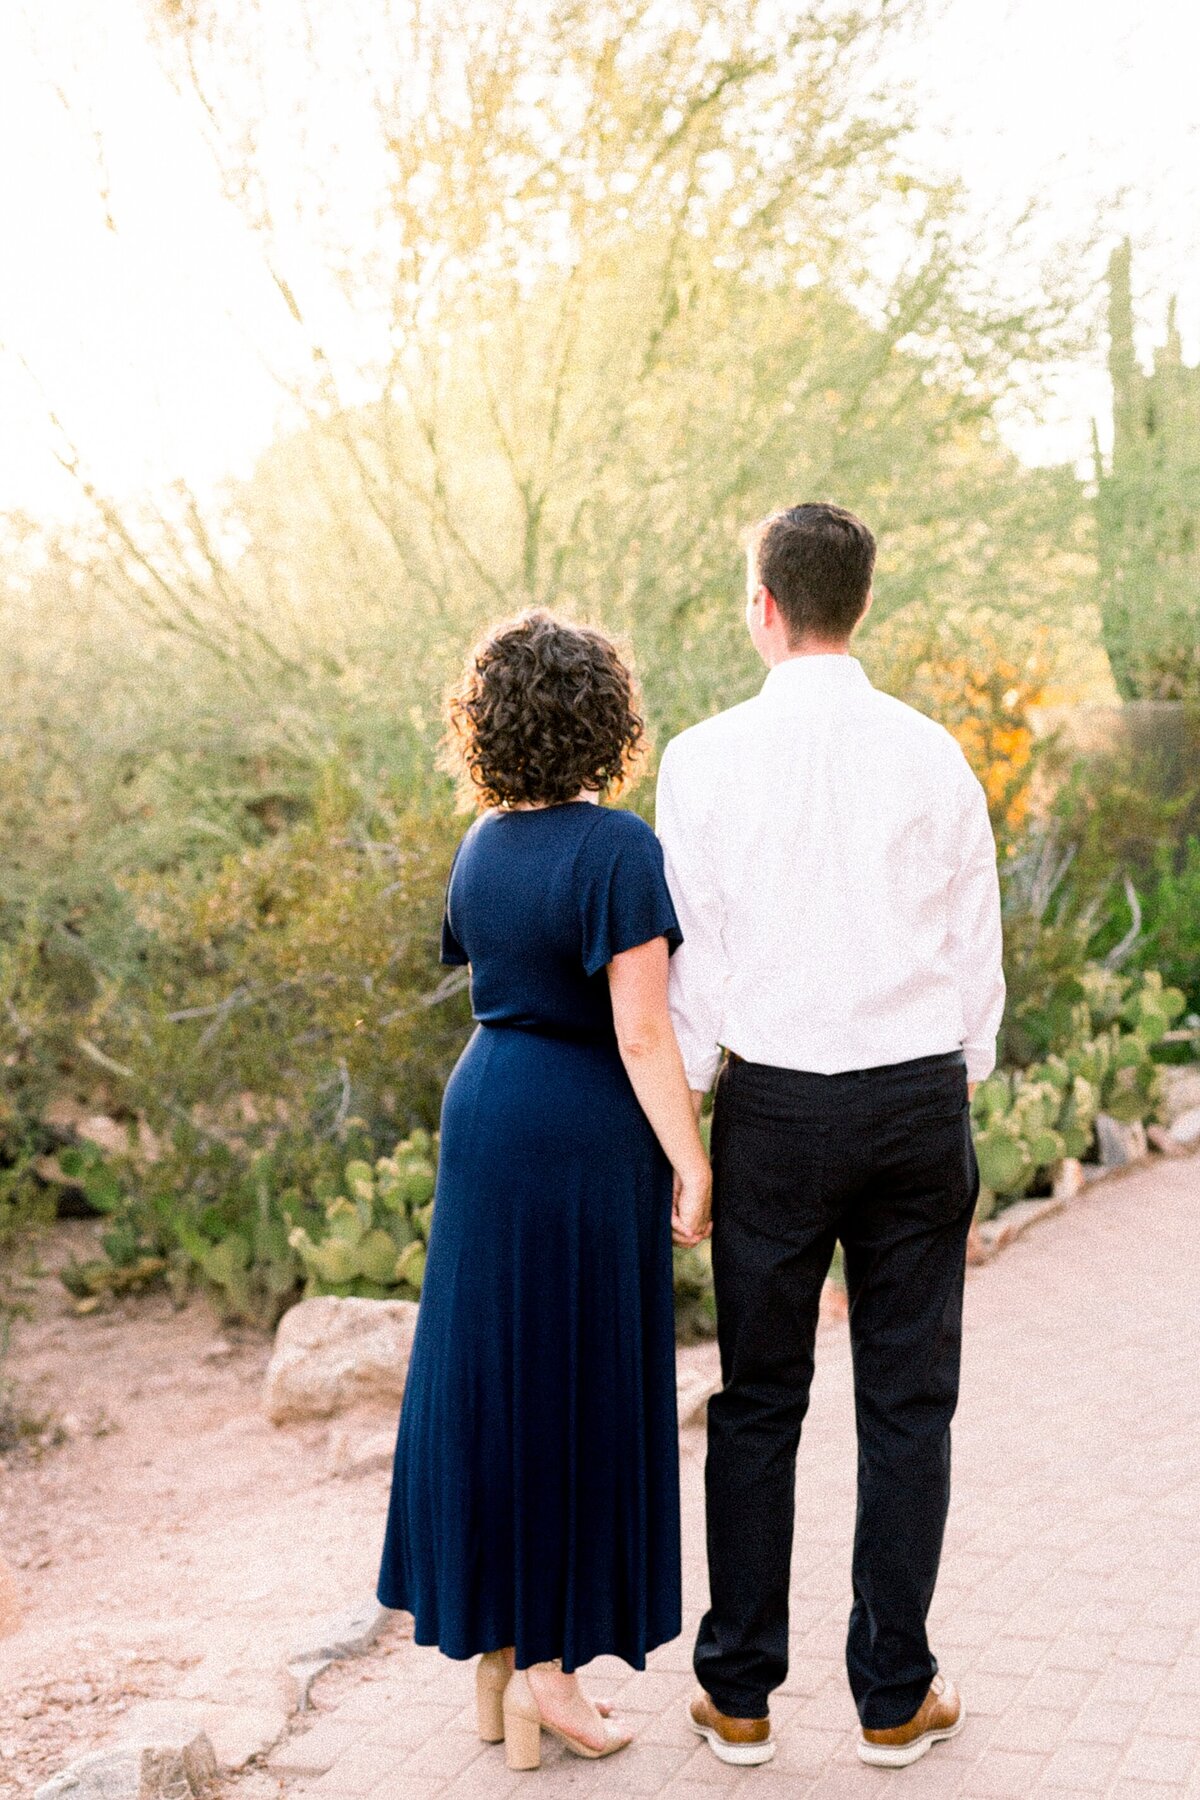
left=608, top=936, right=712, bottom=1246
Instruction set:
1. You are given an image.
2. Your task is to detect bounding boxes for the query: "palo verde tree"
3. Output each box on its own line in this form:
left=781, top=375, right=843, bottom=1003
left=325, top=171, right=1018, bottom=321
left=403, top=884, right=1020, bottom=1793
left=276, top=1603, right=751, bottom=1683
left=135, top=0, right=1089, bottom=731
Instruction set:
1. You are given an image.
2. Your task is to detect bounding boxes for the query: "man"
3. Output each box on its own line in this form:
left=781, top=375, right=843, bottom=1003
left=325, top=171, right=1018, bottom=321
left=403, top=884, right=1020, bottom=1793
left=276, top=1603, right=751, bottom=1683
left=656, top=502, right=1004, bottom=1770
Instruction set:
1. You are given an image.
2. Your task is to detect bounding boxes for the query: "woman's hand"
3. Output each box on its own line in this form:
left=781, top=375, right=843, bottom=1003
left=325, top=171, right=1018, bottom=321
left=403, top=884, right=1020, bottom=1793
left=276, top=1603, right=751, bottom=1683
left=672, top=1161, right=712, bottom=1247
left=608, top=939, right=712, bottom=1246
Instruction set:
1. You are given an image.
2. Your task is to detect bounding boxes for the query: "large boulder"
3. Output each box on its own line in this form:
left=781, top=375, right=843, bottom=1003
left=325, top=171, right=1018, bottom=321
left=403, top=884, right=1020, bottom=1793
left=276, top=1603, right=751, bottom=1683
left=263, top=1295, right=419, bottom=1425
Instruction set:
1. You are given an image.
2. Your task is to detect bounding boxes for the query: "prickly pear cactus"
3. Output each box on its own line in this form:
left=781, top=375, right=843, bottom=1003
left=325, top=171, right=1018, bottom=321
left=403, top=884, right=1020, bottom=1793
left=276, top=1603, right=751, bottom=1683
left=287, top=1130, right=439, bottom=1300
left=969, top=964, right=1183, bottom=1211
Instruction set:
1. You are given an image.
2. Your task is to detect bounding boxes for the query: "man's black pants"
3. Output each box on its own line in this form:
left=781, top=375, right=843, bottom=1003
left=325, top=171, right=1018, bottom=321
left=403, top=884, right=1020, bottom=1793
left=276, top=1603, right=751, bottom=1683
left=693, top=1048, right=979, bottom=1731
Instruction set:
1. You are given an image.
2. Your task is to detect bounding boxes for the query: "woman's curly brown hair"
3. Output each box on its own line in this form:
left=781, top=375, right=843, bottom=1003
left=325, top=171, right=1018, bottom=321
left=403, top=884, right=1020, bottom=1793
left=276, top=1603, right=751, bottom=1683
left=441, top=610, right=648, bottom=810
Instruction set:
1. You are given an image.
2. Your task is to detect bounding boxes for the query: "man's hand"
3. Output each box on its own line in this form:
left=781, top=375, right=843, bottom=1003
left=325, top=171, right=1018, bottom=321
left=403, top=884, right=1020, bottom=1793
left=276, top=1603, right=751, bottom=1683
left=968, top=1081, right=977, bottom=1102
left=672, top=1161, right=712, bottom=1247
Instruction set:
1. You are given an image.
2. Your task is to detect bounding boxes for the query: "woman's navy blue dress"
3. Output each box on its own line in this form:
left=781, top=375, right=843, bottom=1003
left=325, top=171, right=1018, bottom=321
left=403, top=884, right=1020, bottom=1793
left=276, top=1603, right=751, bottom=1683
left=376, top=801, right=684, bottom=1672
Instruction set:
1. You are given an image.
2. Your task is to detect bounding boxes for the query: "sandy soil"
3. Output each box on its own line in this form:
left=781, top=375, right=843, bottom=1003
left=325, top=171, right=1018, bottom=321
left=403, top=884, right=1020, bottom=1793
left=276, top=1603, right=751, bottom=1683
left=0, top=1219, right=411, bottom=1797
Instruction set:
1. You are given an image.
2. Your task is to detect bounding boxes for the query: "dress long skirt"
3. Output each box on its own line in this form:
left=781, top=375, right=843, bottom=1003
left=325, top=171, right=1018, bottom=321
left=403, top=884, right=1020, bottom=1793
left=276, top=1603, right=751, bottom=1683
left=376, top=1022, right=681, bottom=1672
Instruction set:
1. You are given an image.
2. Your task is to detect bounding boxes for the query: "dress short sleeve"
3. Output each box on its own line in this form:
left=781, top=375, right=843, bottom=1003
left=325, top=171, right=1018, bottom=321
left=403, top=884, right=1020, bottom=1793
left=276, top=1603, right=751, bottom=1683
left=580, top=812, right=684, bottom=977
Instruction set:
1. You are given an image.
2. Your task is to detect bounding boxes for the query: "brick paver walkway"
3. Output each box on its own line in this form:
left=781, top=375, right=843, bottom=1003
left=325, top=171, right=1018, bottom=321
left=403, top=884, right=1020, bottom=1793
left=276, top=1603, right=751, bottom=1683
left=275, top=1154, right=1200, bottom=1799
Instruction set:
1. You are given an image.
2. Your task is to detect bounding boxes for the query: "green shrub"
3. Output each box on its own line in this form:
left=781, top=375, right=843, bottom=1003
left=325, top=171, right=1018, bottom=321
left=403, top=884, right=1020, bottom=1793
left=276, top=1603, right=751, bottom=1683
left=57, top=1125, right=374, bottom=1325
left=1129, top=837, right=1200, bottom=1018
left=103, top=779, right=470, bottom=1142
left=54, top=955, right=1188, bottom=1321
left=58, top=1145, right=169, bottom=1309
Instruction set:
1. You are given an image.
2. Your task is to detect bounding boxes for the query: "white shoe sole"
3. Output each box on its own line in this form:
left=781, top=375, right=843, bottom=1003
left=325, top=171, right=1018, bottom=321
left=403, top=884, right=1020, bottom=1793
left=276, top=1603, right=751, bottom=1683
left=690, top=1719, right=777, bottom=1765
left=857, top=1703, right=967, bottom=1768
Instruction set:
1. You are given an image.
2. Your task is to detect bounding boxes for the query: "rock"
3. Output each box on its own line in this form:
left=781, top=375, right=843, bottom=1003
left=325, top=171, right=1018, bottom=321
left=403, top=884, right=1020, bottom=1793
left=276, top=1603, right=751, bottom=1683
left=77, top=1115, right=135, bottom=1158
left=264, top=1296, right=419, bottom=1425
left=121, top=1699, right=286, bottom=1771
left=1052, top=1157, right=1086, bottom=1200
left=119, top=1701, right=286, bottom=1773
left=1169, top=1105, right=1200, bottom=1149
left=326, top=1425, right=395, bottom=1478
left=288, top=1599, right=392, bottom=1665
left=280, top=1601, right=396, bottom=1713
left=1162, top=1069, right=1200, bottom=1125
left=199, top=1339, right=235, bottom=1364
left=38, top=1099, right=161, bottom=1164
left=200, top=1706, right=286, bottom=1772
left=35, top=1729, right=217, bottom=1799
left=965, top=1223, right=993, bottom=1266
left=282, top=1657, right=334, bottom=1714
left=1094, top=1114, right=1148, bottom=1169
left=0, top=1556, right=21, bottom=1638
left=977, top=1195, right=1063, bottom=1254
left=1147, top=1124, right=1187, bottom=1158
left=36, top=1749, right=144, bottom=1800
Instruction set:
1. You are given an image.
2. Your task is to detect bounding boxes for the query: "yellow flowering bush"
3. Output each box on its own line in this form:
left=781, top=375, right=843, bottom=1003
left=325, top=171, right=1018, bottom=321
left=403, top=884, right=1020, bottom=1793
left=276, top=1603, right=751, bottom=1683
left=861, top=603, right=1112, bottom=843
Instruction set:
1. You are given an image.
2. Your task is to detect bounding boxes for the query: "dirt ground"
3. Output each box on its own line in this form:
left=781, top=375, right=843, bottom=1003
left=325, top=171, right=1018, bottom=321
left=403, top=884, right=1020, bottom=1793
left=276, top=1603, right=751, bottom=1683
left=0, top=1219, right=722, bottom=1798
left=0, top=1218, right=417, bottom=1797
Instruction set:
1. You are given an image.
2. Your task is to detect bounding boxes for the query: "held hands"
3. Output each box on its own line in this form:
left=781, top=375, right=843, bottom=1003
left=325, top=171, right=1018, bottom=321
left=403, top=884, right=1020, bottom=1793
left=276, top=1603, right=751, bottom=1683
left=672, top=1087, right=712, bottom=1246
left=671, top=1160, right=712, bottom=1248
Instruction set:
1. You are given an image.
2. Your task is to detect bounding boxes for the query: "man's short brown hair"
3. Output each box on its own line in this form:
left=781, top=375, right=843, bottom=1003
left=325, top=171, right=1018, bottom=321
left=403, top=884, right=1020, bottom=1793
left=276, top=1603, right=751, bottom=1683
left=750, top=502, right=876, bottom=644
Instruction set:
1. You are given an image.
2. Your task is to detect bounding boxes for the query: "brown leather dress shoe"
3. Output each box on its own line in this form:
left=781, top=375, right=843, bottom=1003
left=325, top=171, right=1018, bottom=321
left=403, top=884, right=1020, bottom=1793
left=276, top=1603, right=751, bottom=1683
left=858, top=1672, right=966, bottom=1767
left=689, top=1692, right=776, bottom=1766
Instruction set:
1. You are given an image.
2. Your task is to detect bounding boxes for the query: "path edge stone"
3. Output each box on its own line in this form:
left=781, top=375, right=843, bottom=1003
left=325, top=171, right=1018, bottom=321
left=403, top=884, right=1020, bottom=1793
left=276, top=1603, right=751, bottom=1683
left=282, top=1599, right=396, bottom=1714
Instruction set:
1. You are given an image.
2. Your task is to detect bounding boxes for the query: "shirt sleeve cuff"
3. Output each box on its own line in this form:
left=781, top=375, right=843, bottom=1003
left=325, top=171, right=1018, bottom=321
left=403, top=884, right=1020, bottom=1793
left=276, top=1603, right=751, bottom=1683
left=964, top=1044, right=996, bottom=1083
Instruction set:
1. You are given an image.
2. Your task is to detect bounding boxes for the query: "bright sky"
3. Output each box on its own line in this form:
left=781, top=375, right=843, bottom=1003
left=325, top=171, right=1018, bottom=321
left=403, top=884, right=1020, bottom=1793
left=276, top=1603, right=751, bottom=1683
left=1, top=0, right=1197, bottom=521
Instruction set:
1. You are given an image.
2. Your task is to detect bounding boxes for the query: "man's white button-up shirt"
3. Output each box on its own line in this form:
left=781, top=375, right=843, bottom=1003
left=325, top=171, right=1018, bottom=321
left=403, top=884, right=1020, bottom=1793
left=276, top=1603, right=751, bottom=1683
left=655, top=653, right=1006, bottom=1092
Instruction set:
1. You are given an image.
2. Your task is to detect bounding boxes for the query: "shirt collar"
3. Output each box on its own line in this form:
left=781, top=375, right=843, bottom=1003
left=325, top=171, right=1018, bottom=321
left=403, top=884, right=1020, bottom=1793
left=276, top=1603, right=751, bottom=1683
left=759, top=654, right=872, bottom=704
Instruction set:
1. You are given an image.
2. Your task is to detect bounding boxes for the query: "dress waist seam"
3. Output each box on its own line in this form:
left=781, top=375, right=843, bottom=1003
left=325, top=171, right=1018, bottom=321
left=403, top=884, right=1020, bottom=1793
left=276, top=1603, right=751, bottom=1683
left=475, top=1019, right=613, bottom=1048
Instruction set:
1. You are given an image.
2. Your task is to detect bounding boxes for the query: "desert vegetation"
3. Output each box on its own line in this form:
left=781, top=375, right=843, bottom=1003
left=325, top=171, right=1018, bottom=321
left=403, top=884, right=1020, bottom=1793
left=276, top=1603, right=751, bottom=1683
left=2, top=0, right=1197, bottom=1338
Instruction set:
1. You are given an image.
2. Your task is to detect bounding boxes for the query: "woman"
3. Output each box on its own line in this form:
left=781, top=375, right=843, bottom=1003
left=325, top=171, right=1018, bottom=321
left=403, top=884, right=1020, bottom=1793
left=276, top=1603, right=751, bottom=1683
left=377, top=610, right=711, bottom=1771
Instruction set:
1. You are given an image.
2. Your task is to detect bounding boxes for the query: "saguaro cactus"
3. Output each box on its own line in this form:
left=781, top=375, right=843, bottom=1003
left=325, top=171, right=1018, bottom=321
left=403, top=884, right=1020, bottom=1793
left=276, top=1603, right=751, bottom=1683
left=1097, top=241, right=1200, bottom=699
